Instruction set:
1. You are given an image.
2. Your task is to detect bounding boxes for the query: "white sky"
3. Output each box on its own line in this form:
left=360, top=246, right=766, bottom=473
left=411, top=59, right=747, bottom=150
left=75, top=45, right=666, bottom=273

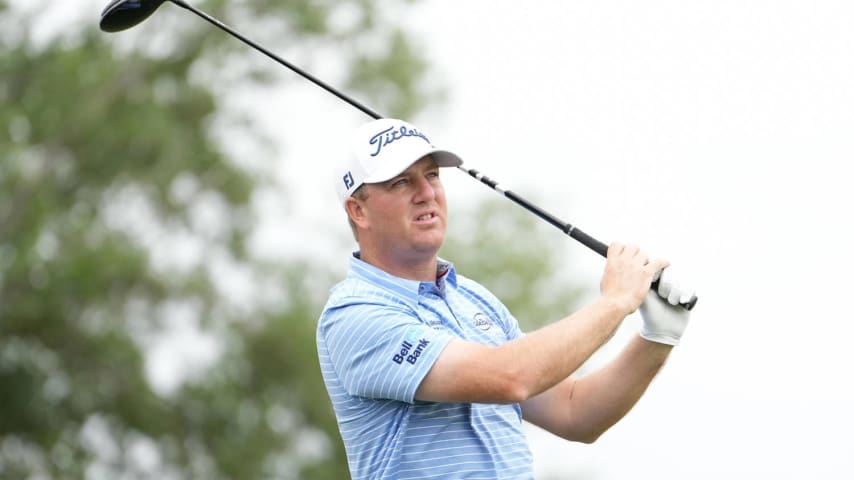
left=255, top=1, right=854, bottom=478
left=23, top=0, right=854, bottom=477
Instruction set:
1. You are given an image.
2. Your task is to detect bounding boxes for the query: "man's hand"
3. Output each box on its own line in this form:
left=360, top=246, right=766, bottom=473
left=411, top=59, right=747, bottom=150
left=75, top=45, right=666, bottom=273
left=600, top=243, right=669, bottom=316
left=639, top=268, right=694, bottom=345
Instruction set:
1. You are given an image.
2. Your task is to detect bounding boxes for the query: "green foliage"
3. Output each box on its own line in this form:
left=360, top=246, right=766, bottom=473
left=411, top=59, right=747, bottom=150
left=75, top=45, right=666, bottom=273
left=1, top=10, right=250, bottom=477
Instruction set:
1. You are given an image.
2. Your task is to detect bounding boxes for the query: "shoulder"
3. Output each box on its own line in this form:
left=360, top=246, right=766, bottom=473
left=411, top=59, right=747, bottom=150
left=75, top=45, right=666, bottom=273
left=319, top=276, right=418, bottom=337
left=324, top=275, right=414, bottom=312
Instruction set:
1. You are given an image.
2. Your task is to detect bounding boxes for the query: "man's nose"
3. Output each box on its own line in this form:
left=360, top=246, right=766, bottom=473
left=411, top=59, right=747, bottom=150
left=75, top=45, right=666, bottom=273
left=413, top=176, right=436, bottom=202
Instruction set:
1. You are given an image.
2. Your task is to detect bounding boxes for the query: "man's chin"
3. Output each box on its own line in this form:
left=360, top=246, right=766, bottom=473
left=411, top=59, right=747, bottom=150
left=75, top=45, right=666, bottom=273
left=412, top=235, right=445, bottom=256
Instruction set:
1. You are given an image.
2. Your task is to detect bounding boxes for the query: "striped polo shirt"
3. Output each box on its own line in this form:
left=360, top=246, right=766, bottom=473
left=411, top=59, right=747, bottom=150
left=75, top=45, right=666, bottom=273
left=317, top=254, right=534, bottom=480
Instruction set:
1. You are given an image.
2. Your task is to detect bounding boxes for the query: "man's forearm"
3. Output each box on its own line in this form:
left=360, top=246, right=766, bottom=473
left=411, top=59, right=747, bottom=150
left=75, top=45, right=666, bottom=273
left=566, top=335, right=672, bottom=440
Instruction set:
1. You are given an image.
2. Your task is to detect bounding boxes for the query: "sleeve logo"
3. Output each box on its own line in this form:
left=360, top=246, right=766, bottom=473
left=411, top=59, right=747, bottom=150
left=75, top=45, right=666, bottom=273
left=392, top=338, right=430, bottom=365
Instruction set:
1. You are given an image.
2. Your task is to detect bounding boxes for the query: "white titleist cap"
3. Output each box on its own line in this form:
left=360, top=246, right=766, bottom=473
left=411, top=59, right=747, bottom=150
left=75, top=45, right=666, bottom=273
left=335, top=118, right=463, bottom=204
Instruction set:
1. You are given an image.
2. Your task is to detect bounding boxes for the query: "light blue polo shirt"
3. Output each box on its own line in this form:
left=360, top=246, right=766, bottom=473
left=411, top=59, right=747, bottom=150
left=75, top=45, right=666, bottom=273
left=317, top=254, right=534, bottom=480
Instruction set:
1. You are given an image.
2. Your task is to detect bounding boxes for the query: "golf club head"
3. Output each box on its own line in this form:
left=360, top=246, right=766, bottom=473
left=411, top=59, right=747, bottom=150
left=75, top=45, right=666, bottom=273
left=100, top=0, right=167, bottom=32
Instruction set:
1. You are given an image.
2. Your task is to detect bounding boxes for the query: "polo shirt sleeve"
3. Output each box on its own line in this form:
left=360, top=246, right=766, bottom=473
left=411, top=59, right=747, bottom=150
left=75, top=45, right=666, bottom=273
left=319, top=301, right=453, bottom=404
left=498, top=302, right=525, bottom=341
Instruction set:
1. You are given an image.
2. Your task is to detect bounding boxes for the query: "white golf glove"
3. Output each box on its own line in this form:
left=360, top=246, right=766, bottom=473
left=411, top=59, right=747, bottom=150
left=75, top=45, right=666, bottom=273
left=639, top=267, right=694, bottom=346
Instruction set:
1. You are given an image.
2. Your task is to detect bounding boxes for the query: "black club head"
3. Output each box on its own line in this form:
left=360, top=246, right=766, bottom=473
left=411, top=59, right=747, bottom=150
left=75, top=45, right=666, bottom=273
left=100, top=0, right=167, bottom=32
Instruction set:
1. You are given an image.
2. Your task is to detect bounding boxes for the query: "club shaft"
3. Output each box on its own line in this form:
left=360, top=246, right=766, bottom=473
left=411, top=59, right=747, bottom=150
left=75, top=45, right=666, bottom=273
left=170, top=0, right=382, bottom=120
left=166, top=0, right=696, bottom=310
left=458, top=167, right=608, bottom=256
left=460, top=167, right=697, bottom=310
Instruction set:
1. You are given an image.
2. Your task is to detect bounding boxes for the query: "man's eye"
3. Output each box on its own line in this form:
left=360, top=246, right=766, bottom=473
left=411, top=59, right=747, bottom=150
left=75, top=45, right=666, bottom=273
left=392, top=178, right=409, bottom=187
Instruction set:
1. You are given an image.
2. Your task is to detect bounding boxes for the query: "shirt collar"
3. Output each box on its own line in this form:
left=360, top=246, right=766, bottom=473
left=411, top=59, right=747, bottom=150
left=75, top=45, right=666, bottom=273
left=349, top=252, right=457, bottom=303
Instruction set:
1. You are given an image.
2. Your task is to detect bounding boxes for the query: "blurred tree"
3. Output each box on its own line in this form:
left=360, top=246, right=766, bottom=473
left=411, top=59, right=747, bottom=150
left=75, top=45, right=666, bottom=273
left=0, top=0, right=585, bottom=479
left=0, top=0, right=435, bottom=477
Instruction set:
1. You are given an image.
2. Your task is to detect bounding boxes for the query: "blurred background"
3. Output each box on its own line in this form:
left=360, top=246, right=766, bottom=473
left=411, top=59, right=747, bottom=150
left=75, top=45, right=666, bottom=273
left=2, top=0, right=852, bottom=479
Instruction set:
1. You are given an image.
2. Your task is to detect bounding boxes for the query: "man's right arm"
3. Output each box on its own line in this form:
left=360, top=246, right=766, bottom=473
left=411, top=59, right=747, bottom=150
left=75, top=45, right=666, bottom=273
left=414, top=296, right=629, bottom=403
left=415, top=243, right=666, bottom=404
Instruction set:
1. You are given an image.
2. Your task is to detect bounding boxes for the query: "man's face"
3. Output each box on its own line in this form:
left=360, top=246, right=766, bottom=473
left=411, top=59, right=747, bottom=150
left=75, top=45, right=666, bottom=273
left=355, top=156, right=448, bottom=262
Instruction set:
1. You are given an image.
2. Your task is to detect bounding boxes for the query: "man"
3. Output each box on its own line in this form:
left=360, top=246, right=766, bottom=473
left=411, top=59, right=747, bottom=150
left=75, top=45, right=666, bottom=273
left=317, top=118, right=694, bottom=480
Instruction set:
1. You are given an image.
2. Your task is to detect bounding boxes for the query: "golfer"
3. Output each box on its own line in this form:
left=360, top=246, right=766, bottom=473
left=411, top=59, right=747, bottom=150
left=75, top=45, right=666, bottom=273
left=317, top=118, right=694, bottom=480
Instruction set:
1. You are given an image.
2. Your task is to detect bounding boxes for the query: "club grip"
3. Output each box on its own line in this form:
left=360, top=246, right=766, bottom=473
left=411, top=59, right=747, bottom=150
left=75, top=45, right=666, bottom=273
left=567, top=229, right=697, bottom=310
left=566, top=226, right=608, bottom=257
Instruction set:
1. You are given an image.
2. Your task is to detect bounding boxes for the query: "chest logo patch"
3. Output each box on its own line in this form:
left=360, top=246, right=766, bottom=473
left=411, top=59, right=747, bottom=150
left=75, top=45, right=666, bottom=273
left=472, top=312, right=492, bottom=331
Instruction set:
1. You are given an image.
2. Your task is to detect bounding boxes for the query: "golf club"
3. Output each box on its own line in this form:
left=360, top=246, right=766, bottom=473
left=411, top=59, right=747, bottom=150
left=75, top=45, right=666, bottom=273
left=99, top=0, right=697, bottom=311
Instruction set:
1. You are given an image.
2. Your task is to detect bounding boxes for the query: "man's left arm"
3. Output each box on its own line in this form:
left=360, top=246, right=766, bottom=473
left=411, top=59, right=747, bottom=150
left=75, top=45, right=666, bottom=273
left=521, top=269, right=694, bottom=442
left=520, top=335, right=672, bottom=443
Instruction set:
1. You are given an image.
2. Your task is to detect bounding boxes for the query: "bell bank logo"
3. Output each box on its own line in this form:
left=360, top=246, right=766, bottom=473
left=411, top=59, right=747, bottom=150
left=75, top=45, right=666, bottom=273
left=368, top=125, right=431, bottom=157
left=392, top=338, right=430, bottom=365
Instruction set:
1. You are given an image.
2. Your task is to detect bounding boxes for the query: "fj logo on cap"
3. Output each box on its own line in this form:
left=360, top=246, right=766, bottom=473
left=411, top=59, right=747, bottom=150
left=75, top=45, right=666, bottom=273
left=369, top=125, right=430, bottom=157
left=343, top=171, right=355, bottom=190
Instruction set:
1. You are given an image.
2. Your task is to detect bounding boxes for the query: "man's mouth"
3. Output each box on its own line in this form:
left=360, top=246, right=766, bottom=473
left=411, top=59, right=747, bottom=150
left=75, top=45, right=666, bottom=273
left=416, top=213, right=436, bottom=221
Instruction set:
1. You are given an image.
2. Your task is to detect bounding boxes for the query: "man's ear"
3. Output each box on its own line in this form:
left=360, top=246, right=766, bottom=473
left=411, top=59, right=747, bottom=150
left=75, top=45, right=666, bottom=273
left=344, top=196, right=368, bottom=228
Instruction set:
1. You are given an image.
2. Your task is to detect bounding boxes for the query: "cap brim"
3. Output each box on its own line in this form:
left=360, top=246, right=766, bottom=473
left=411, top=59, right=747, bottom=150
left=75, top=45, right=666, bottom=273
left=363, top=149, right=463, bottom=184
